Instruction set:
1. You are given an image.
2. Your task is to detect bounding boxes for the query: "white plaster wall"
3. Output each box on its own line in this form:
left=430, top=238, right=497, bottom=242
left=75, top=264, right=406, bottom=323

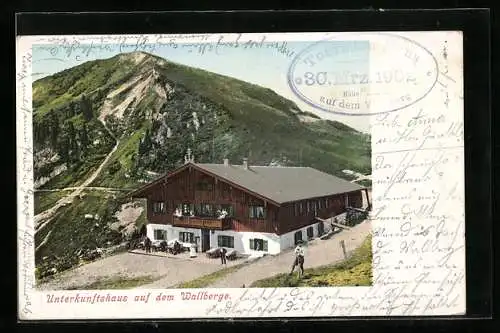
left=210, top=230, right=281, bottom=255
left=167, top=225, right=203, bottom=242
left=147, top=210, right=350, bottom=255
left=146, top=224, right=202, bottom=243
left=278, top=223, right=318, bottom=251
left=146, top=223, right=169, bottom=242
left=278, top=211, right=348, bottom=252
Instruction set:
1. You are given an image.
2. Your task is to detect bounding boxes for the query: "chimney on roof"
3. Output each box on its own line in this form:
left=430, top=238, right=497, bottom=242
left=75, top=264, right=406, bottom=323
left=184, top=148, right=195, bottom=164
left=223, top=158, right=229, bottom=167
left=242, top=157, right=249, bottom=170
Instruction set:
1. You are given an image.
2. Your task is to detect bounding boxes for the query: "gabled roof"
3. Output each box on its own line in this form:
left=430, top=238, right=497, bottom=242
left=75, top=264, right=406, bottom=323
left=128, top=162, right=364, bottom=205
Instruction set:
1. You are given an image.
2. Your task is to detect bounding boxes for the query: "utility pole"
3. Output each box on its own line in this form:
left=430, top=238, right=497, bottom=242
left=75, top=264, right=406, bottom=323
left=340, top=240, right=347, bottom=259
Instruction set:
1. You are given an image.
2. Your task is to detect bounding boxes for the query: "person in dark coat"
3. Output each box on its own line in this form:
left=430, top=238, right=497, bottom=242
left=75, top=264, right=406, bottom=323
left=145, top=237, right=152, bottom=254
left=220, top=248, right=227, bottom=265
left=173, top=241, right=181, bottom=255
left=160, top=240, right=167, bottom=253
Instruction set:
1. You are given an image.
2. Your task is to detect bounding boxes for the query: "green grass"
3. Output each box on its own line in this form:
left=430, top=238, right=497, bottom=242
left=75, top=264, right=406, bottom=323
left=34, top=93, right=75, bottom=118
left=150, top=54, right=371, bottom=177
left=33, top=54, right=136, bottom=115
left=250, top=235, right=373, bottom=288
left=65, top=275, right=160, bottom=290
left=39, top=153, right=108, bottom=189
left=357, top=179, right=372, bottom=188
left=34, top=191, right=67, bottom=215
left=35, top=190, right=126, bottom=278
left=175, top=262, right=248, bottom=288
left=90, top=128, right=146, bottom=188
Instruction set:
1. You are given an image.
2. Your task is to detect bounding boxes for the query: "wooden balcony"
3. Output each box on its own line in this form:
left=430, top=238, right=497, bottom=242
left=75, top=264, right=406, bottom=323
left=172, top=216, right=232, bottom=230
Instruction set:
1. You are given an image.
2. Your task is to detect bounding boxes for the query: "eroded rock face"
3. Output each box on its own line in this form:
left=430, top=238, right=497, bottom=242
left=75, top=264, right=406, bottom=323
left=110, top=201, right=144, bottom=237
left=34, top=163, right=67, bottom=188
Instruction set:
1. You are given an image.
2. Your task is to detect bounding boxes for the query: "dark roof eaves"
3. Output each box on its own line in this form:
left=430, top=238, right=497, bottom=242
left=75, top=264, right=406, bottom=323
left=279, top=188, right=366, bottom=205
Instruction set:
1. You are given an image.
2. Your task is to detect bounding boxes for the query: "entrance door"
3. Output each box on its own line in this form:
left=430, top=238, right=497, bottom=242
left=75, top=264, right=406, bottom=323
left=201, top=229, right=210, bottom=252
left=317, top=222, right=324, bottom=236
left=294, top=230, right=303, bottom=245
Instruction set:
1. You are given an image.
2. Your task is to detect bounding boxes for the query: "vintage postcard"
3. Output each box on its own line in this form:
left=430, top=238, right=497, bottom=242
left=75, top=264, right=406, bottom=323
left=17, top=31, right=465, bottom=320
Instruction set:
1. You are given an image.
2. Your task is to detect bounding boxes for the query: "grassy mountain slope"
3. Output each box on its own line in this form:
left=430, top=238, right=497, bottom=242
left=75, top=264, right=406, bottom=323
left=33, top=51, right=370, bottom=190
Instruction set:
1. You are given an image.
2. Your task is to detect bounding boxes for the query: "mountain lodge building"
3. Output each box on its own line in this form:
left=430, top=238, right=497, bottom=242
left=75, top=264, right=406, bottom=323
left=128, top=157, right=370, bottom=255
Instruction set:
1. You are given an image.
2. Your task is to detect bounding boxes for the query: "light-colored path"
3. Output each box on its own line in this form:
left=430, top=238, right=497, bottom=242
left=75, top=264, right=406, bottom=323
left=37, top=250, right=243, bottom=291
left=34, top=139, right=119, bottom=232
left=136, top=251, right=244, bottom=289
left=37, top=221, right=370, bottom=290
left=35, top=118, right=119, bottom=233
left=35, top=187, right=130, bottom=193
left=207, top=219, right=372, bottom=288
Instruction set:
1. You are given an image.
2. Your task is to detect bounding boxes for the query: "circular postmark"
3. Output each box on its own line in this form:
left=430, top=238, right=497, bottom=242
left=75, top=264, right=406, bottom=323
left=287, top=33, right=439, bottom=116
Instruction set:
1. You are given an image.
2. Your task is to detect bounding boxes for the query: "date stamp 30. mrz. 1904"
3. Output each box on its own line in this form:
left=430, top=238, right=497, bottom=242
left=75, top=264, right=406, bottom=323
left=287, top=33, right=439, bottom=116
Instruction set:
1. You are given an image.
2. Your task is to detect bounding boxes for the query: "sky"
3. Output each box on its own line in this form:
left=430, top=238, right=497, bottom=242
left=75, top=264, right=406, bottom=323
left=32, top=35, right=371, bottom=133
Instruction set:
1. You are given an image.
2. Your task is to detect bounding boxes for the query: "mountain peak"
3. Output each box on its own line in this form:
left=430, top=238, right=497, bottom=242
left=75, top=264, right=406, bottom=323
left=115, top=51, right=172, bottom=69
left=117, top=51, right=155, bottom=65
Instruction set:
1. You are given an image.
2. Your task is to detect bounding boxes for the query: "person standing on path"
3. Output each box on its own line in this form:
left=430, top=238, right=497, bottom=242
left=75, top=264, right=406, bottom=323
left=290, top=241, right=305, bottom=277
left=145, top=237, right=152, bottom=254
left=220, top=248, right=227, bottom=265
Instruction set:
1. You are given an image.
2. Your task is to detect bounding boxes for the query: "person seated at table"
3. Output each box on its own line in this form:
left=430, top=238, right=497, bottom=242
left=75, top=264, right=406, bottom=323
left=173, top=241, right=181, bottom=255
left=160, top=240, right=167, bottom=252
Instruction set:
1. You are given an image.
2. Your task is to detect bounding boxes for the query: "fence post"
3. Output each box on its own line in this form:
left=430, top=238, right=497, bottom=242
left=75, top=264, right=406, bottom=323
left=340, top=240, right=347, bottom=259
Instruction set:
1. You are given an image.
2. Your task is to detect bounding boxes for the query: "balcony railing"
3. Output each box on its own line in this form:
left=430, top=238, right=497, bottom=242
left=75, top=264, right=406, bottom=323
left=172, top=216, right=232, bottom=230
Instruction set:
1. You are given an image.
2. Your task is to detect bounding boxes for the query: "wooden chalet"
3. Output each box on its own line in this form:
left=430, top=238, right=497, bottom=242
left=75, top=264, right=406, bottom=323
left=128, top=155, right=369, bottom=254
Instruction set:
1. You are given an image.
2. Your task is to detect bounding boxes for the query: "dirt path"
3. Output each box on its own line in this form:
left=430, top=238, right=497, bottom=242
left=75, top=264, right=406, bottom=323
left=37, top=250, right=243, bottom=291
left=34, top=139, right=119, bottom=233
left=35, top=116, right=120, bottom=233
left=207, top=219, right=372, bottom=288
left=36, top=221, right=371, bottom=290
left=35, top=187, right=130, bottom=193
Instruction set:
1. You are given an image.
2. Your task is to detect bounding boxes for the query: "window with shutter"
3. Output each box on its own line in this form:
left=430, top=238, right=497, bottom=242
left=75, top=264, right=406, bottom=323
left=249, top=206, right=266, bottom=219
left=218, top=235, right=234, bottom=248
left=152, top=201, right=165, bottom=214
left=250, top=238, right=266, bottom=251
left=307, top=226, right=314, bottom=239
left=179, top=232, right=194, bottom=243
left=154, top=229, right=167, bottom=240
left=294, top=231, right=303, bottom=244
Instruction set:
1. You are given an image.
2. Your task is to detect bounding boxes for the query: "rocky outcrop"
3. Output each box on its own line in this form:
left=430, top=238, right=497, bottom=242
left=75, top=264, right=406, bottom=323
left=110, top=201, right=144, bottom=237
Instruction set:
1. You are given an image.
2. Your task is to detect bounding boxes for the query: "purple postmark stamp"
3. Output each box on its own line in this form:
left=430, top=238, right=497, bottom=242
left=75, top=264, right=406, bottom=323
left=287, top=33, right=439, bottom=116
